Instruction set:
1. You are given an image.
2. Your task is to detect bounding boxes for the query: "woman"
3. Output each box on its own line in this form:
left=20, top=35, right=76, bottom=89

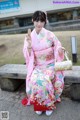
left=23, top=11, right=64, bottom=116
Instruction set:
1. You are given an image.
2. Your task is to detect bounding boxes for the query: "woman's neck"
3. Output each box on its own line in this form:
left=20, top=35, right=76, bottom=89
left=35, top=28, right=42, bottom=34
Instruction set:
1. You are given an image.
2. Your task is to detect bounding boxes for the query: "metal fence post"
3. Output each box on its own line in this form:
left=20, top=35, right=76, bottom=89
left=71, top=36, right=77, bottom=63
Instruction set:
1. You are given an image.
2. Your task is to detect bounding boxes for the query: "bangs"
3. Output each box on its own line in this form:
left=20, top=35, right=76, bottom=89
left=32, top=11, right=46, bottom=24
left=35, top=16, right=46, bottom=22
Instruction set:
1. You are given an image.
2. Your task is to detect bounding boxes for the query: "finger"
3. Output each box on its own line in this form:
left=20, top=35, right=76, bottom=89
left=26, top=34, right=31, bottom=41
left=28, top=29, right=31, bottom=36
left=61, top=47, right=66, bottom=51
left=28, top=41, right=31, bottom=45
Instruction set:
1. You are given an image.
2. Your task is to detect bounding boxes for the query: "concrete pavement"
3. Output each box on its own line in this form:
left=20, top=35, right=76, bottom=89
left=0, top=83, right=80, bottom=120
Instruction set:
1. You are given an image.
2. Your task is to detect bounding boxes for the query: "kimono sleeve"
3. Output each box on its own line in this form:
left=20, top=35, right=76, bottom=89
left=53, top=34, right=64, bottom=62
left=23, top=37, right=29, bottom=66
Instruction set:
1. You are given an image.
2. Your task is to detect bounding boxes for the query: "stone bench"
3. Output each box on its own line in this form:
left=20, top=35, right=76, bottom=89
left=0, top=64, right=27, bottom=91
left=64, top=66, right=80, bottom=101
left=0, top=64, right=80, bottom=101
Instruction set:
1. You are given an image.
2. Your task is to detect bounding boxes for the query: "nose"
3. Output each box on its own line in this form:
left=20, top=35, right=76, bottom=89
left=37, top=21, right=41, bottom=26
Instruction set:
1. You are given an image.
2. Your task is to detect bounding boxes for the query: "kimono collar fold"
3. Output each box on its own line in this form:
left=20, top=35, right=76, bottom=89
left=34, top=28, right=45, bottom=38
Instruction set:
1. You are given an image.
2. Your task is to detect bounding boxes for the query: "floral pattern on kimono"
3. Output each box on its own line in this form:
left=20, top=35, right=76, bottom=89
left=23, top=28, right=64, bottom=109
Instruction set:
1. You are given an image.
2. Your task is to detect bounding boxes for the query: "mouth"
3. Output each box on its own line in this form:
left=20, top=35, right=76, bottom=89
left=37, top=27, right=41, bottom=29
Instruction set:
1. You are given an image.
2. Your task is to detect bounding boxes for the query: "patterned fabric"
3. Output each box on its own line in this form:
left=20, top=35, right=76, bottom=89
left=23, top=28, right=64, bottom=109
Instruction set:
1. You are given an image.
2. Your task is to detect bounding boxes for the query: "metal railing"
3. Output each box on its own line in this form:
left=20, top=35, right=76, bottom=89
left=0, top=19, right=80, bottom=34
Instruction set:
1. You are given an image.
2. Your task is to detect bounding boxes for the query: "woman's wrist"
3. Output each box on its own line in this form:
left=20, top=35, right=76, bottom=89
left=58, top=49, right=63, bottom=55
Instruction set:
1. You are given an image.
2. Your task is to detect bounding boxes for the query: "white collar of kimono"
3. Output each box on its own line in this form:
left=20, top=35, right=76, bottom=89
left=34, top=27, right=45, bottom=38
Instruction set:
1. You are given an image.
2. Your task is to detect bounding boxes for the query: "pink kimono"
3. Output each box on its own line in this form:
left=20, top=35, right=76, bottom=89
left=23, top=28, right=64, bottom=110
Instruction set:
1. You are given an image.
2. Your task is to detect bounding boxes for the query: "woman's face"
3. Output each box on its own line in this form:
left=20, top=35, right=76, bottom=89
left=33, top=20, right=45, bottom=33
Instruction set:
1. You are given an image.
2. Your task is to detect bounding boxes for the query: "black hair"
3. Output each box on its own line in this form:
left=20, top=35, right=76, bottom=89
left=32, top=11, right=46, bottom=24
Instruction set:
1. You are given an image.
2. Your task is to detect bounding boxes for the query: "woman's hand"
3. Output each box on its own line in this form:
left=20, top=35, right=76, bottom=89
left=26, top=29, right=32, bottom=48
left=58, top=47, right=65, bottom=55
left=26, top=29, right=32, bottom=55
